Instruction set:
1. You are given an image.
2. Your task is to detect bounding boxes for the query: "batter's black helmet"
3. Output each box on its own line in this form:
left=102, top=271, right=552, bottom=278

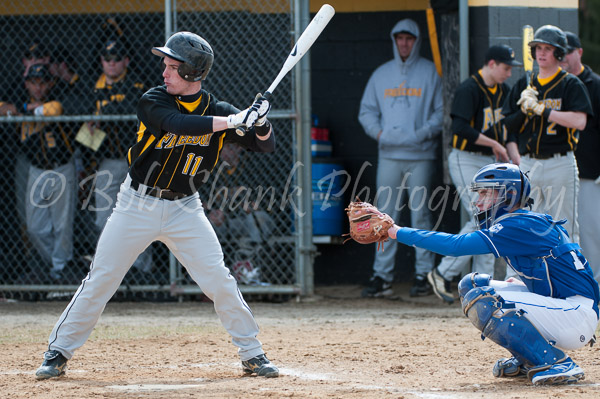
left=152, top=32, right=214, bottom=82
left=528, top=25, right=567, bottom=61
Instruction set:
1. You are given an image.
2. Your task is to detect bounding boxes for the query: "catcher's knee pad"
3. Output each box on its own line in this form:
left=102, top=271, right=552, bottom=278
left=461, top=285, right=503, bottom=330
left=483, top=309, right=567, bottom=373
left=458, top=272, right=491, bottom=301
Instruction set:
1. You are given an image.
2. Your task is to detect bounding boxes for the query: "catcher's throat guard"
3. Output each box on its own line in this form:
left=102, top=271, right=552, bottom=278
left=343, top=198, right=394, bottom=251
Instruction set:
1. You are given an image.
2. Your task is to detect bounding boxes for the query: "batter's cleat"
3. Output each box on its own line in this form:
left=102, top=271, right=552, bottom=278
left=35, top=350, right=68, bottom=380
left=493, top=357, right=528, bottom=378
left=242, top=354, right=279, bottom=378
left=409, top=274, right=432, bottom=297
left=530, top=357, right=584, bottom=385
left=427, top=268, right=455, bottom=304
left=361, top=276, right=393, bottom=298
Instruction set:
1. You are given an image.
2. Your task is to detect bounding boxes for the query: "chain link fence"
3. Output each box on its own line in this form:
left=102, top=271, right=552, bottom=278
left=0, top=0, right=303, bottom=300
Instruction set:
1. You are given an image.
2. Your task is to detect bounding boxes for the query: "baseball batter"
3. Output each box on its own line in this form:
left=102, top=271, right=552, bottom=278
left=388, top=163, right=599, bottom=385
left=35, top=31, right=279, bottom=379
left=502, top=25, right=593, bottom=244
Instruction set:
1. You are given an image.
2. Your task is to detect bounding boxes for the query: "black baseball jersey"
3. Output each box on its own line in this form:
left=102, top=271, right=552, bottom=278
left=20, top=99, right=74, bottom=169
left=92, top=70, right=146, bottom=159
left=574, top=65, right=600, bottom=180
left=502, top=68, right=593, bottom=156
left=128, top=86, right=275, bottom=195
left=450, top=71, right=509, bottom=154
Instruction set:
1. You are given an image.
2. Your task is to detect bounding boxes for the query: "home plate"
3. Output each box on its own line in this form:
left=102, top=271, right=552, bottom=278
left=107, top=384, right=203, bottom=392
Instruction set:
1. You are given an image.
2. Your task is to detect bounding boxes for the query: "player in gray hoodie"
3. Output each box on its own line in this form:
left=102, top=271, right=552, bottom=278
left=359, top=18, right=443, bottom=298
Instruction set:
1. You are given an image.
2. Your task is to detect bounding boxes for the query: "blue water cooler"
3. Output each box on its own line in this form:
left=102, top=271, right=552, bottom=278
left=312, top=158, right=345, bottom=236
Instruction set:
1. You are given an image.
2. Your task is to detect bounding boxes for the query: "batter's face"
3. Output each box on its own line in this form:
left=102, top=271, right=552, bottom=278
left=101, top=55, right=129, bottom=81
left=25, top=78, right=53, bottom=101
left=489, top=61, right=512, bottom=84
left=475, top=188, right=500, bottom=212
left=534, top=44, right=559, bottom=68
left=161, top=57, right=201, bottom=96
left=395, top=33, right=416, bottom=61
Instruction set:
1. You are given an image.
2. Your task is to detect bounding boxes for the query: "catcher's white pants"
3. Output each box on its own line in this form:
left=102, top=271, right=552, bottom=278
left=491, top=280, right=598, bottom=351
left=520, top=152, right=579, bottom=243
left=436, top=149, right=496, bottom=279
left=47, top=175, right=264, bottom=361
left=578, top=178, right=600, bottom=283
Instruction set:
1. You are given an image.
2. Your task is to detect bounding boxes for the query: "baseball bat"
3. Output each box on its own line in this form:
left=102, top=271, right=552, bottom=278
left=236, top=4, right=335, bottom=136
left=522, top=25, right=535, bottom=117
left=522, top=25, right=534, bottom=86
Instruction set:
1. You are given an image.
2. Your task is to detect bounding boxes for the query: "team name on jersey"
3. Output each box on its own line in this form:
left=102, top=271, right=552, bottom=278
left=384, top=81, right=422, bottom=98
left=155, top=132, right=214, bottom=149
left=540, top=98, right=562, bottom=111
left=482, top=107, right=504, bottom=132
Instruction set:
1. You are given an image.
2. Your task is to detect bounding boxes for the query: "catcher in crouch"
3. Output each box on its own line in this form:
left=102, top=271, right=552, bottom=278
left=353, top=163, right=599, bottom=385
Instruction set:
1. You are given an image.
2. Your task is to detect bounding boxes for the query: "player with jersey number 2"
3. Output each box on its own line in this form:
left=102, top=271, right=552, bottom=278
left=387, top=163, right=599, bottom=385
left=34, top=31, right=279, bottom=380
left=502, top=25, right=593, bottom=245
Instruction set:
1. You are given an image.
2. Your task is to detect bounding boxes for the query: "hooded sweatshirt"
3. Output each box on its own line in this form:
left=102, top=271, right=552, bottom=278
left=359, top=19, right=443, bottom=160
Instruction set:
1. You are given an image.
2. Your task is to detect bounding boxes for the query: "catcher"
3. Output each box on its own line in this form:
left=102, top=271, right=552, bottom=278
left=346, top=163, right=599, bottom=385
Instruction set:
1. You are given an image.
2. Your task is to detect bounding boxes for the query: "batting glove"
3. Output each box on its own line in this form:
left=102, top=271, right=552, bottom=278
left=253, top=93, right=272, bottom=127
left=517, top=96, right=537, bottom=115
left=520, top=86, right=539, bottom=102
left=227, top=106, right=259, bottom=129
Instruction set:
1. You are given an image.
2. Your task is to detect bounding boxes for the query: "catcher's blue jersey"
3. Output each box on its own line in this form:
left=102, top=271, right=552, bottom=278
left=395, top=209, right=600, bottom=316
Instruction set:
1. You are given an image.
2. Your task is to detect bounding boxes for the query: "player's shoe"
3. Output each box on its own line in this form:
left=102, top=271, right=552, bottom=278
left=530, top=357, right=584, bottom=385
left=409, top=274, right=432, bottom=297
left=242, top=354, right=279, bottom=378
left=35, top=350, right=68, bottom=380
left=493, top=357, right=528, bottom=378
left=427, top=268, right=455, bottom=304
left=361, top=276, right=393, bottom=298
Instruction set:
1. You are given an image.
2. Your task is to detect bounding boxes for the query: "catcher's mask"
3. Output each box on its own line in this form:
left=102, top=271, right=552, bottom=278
left=470, top=163, right=533, bottom=230
left=152, top=31, right=213, bottom=82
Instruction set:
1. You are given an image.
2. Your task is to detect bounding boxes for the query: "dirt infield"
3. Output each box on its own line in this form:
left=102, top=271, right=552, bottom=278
left=1, top=284, right=600, bottom=399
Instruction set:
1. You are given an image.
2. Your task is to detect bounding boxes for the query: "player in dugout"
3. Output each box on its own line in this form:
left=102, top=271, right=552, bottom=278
left=388, top=163, right=599, bottom=385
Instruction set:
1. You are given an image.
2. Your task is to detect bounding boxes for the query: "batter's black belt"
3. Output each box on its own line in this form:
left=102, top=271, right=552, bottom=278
left=130, top=180, right=190, bottom=201
left=528, top=151, right=568, bottom=160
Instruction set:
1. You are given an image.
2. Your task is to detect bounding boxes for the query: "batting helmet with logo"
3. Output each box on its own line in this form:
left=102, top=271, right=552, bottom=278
left=152, top=32, right=214, bottom=82
left=528, top=25, right=567, bottom=61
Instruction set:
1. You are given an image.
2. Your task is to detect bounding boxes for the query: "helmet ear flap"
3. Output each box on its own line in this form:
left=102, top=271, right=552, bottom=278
left=554, top=48, right=565, bottom=61
left=530, top=46, right=536, bottom=60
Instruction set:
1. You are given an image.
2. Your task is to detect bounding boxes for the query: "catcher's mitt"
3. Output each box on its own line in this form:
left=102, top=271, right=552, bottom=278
left=343, top=198, right=394, bottom=251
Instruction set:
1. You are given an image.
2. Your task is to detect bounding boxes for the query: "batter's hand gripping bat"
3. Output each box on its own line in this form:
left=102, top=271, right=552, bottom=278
left=237, top=4, right=335, bottom=135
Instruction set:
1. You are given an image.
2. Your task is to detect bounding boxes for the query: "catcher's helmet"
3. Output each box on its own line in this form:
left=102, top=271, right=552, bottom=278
left=528, top=25, right=567, bottom=61
left=470, top=163, right=532, bottom=229
left=152, top=32, right=213, bottom=82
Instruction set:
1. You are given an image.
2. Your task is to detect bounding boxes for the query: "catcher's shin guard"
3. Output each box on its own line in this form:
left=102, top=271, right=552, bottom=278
left=462, top=286, right=567, bottom=375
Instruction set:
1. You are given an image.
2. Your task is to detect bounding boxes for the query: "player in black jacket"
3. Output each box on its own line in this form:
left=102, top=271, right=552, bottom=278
left=35, top=31, right=279, bottom=380
left=561, top=31, right=600, bottom=282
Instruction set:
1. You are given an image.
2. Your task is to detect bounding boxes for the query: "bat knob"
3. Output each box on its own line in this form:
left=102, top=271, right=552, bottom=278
left=235, top=126, right=246, bottom=136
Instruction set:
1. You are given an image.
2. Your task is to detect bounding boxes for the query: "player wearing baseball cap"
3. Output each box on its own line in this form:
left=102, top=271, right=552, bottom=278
left=560, top=31, right=600, bottom=284
left=35, top=32, right=278, bottom=380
